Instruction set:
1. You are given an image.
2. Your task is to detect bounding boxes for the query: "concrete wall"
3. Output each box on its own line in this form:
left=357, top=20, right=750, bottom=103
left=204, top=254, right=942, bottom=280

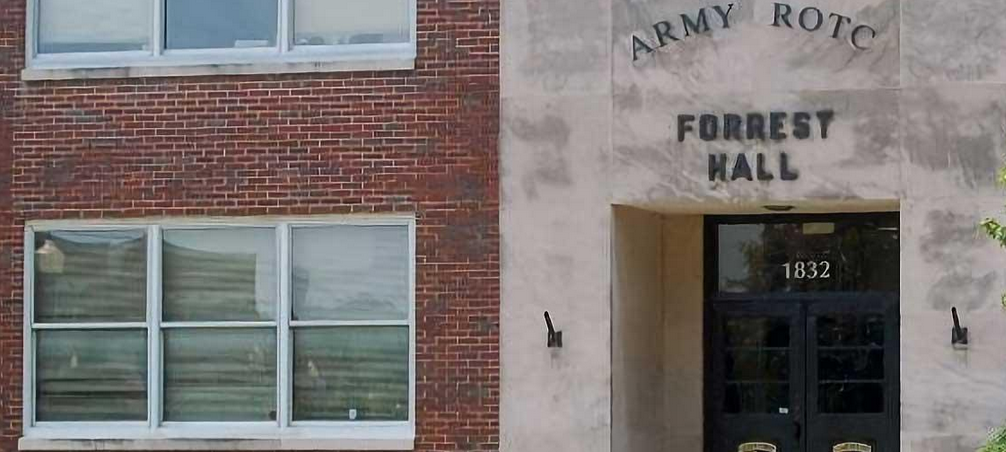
left=612, top=207, right=666, bottom=452
left=664, top=216, right=705, bottom=452
left=501, top=0, right=1006, bottom=451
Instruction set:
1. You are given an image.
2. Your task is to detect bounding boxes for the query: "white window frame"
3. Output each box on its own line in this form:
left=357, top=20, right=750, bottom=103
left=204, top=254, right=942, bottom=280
left=23, top=0, right=419, bottom=80
left=21, top=216, right=417, bottom=451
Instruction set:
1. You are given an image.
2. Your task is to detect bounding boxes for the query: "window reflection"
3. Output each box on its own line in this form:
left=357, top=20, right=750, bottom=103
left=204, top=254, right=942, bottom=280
left=717, top=217, right=899, bottom=294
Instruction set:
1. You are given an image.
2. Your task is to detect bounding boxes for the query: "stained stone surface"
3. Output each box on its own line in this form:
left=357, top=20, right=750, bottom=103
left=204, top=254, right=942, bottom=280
left=614, top=0, right=901, bottom=95
left=501, top=0, right=1006, bottom=451
left=903, top=0, right=1006, bottom=84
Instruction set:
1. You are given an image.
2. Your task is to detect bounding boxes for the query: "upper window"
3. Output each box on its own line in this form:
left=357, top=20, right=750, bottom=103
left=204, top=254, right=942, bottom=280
left=26, top=0, right=416, bottom=78
left=22, top=218, right=415, bottom=448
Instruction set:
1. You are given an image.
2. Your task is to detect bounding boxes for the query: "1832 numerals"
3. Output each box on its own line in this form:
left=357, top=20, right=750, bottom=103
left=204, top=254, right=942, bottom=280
left=782, top=261, right=832, bottom=280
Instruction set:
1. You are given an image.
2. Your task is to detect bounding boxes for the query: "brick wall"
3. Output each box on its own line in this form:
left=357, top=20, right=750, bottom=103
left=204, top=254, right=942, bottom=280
left=0, top=0, right=25, bottom=449
left=0, top=1, right=499, bottom=451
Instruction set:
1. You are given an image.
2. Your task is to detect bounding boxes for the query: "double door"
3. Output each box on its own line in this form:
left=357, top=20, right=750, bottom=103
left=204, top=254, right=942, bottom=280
left=707, top=296, right=899, bottom=452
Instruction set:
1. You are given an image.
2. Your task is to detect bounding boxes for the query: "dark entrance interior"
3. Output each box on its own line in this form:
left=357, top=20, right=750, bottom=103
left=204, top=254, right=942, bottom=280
left=705, top=213, right=900, bottom=452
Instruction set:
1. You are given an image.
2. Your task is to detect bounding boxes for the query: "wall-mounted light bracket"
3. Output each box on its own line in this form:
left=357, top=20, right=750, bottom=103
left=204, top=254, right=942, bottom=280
left=951, top=307, right=969, bottom=348
left=544, top=311, right=563, bottom=348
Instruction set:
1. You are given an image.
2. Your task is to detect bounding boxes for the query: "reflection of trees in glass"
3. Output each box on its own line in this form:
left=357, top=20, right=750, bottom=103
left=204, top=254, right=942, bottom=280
left=722, top=218, right=899, bottom=294
left=163, top=242, right=260, bottom=320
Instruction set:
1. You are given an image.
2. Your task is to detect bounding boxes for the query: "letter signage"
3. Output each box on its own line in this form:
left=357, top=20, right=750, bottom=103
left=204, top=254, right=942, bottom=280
left=675, top=110, right=836, bottom=183
left=632, top=2, right=878, bottom=62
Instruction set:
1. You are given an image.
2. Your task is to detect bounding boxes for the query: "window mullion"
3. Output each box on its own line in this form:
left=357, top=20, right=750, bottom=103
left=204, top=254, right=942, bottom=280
left=152, top=0, right=165, bottom=57
left=278, top=0, right=291, bottom=54
left=278, top=224, right=292, bottom=428
left=147, top=225, right=163, bottom=430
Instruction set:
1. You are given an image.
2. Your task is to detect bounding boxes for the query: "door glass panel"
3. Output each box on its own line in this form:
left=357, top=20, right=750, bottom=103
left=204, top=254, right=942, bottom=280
left=717, top=216, right=898, bottom=294
left=819, top=382, right=884, bottom=413
left=722, top=316, right=791, bottom=414
left=817, top=313, right=886, bottom=414
left=818, top=314, right=884, bottom=347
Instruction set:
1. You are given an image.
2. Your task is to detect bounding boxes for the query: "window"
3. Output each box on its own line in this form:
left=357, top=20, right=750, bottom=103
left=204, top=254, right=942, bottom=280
left=23, top=218, right=415, bottom=448
left=25, top=0, right=416, bottom=78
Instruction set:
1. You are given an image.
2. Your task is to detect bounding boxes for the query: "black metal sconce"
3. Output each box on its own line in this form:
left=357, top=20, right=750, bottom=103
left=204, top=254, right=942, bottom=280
left=544, top=311, right=562, bottom=348
left=951, top=307, right=968, bottom=347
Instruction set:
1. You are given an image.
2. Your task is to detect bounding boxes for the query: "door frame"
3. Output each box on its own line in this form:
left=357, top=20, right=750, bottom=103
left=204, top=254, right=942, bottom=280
left=703, top=212, right=901, bottom=452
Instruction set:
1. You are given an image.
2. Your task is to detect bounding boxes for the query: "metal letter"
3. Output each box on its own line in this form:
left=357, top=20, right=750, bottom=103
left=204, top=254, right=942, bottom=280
left=772, top=3, right=793, bottom=28
left=828, top=13, right=852, bottom=38
left=769, top=112, right=788, bottom=140
left=681, top=8, right=711, bottom=36
left=632, top=35, right=656, bottom=61
left=799, top=7, right=824, bottom=31
left=712, top=3, right=736, bottom=28
left=746, top=113, right=766, bottom=140
left=724, top=114, right=743, bottom=140
left=756, top=153, right=775, bottom=181
left=678, top=115, right=696, bottom=142
left=699, top=114, right=719, bottom=141
left=780, top=152, right=799, bottom=180
left=851, top=25, right=877, bottom=50
left=709, top=154, right=728, bottom=181
left=816, top=110, right=835, bottom=139
left=731, top=153, right=753, bottom=181
left=652, top=21, right=680, bottom=47
left=792, top=112, right=811, bottom=139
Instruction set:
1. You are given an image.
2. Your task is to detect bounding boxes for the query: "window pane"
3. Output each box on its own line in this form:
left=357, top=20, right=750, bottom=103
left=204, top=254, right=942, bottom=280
left=293, top=327, right=408, bottom=421
left=36, top=330, right=147, bottom=421
left=292, top=226, right=409, bottom=321
left=163, top=228, right=277, bottom=322
left=38, top=0, right=152, bottom=54
left=34, top=230, right=147, bottom=323
left=293, top=0, right=410, bottom=46
left=164, top=328, right=277, bottom=421
left=166, top=0, right=278, bottom=50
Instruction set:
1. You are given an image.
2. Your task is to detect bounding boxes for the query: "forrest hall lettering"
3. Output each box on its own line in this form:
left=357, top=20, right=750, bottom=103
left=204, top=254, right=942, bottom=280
left=632, top=2, right=879, bottom=61
left=676, top=110, right=835, bottom=182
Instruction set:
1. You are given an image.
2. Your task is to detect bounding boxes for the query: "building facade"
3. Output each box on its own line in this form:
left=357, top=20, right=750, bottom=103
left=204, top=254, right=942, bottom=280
left=0, top=0, right=499, bottom=451
left=501, top=1, right=1006, bottom=452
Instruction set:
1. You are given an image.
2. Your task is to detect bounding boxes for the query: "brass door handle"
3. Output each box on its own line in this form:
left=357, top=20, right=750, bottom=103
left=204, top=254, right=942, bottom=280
left=834, top=442, right=872, bottom=452
left=738, top=442, right=777, bottom=452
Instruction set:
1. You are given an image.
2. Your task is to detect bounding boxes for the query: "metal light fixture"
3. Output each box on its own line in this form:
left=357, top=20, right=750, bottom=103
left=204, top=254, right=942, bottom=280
left=763, top=205, right=796, bottom=212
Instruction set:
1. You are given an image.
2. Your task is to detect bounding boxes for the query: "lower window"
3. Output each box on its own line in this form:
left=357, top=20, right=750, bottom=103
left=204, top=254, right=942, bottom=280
left=23, top=218, right=415, bottom=444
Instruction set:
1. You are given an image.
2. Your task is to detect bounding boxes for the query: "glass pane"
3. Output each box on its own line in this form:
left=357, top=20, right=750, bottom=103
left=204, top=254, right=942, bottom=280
left=292, top=226, right=409, bottom=321
left=819, top=349, right=884, bottom=381
left=163, top=228, right=277, bottom=322
left=36, top=330, right=147, bottom=421
left=724, top=383, right=789, bottom=414
left=38, top=0, right=152, bottom=54
left=166, top=0, right=278, bottom=50
left=293, top=327, right=409, bottom=421
left=819, top=383, right=884, bottom=413
left=717, top=216, right=899, bottom=294
left=294, top=0, right=410, bottom=46
left=34, top=230, right=147, bottom=323
left=724, top=317, right=789, bottom=348
left=817, top=314, right=885, bottom=347
left=164, top=328, right=277, bottom=421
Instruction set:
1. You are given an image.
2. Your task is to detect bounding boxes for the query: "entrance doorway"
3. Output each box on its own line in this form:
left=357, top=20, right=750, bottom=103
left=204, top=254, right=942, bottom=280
left=705, top=214, right=900, bottom=452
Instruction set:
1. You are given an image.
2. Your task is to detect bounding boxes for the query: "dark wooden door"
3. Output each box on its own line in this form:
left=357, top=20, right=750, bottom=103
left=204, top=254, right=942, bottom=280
left=709, top=301, right=805, bottom=452
left=805, top=295, right=899, bottom=452
left=708, top=296, right=899, bottom=452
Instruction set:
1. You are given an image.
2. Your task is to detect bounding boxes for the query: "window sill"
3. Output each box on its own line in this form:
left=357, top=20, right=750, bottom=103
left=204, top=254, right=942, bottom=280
left=19, top=437, right=415, bottom=451
left=21, top=55, right=415, bottom=81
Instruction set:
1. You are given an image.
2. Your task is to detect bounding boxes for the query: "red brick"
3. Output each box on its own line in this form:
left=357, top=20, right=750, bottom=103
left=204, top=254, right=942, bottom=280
left=0, top=0, right=499, bottom=450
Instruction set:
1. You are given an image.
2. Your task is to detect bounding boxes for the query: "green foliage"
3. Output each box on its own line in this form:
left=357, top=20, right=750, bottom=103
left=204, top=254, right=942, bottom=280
left=979, top=427, right=1006, bottom=452
left=981, top=164, right=1006, bottom=308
